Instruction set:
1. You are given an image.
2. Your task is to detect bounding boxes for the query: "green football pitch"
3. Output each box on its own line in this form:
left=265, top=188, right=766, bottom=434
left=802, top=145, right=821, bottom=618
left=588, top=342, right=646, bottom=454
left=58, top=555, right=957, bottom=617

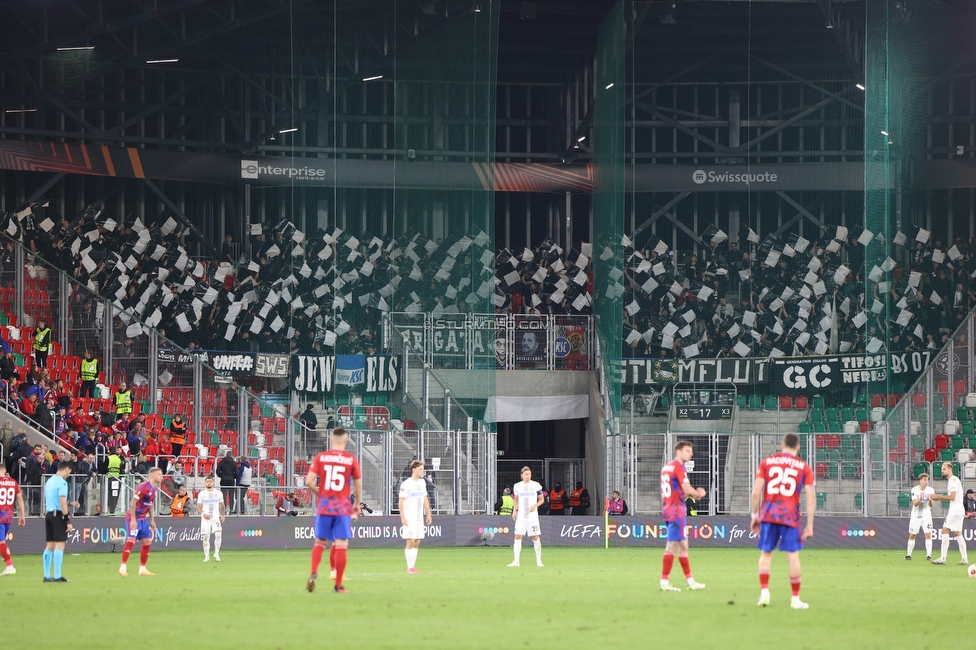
left=3, top=546, right=972, bottom=648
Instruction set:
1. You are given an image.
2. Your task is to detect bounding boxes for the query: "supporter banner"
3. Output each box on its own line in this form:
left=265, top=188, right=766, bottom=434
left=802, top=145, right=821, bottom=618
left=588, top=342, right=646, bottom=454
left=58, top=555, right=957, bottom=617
left=209, top=352, right=256, bottom=374
left=515, top=317, right=547, bottom=363
left=623, top=358, right=767, bottom=385
left=770, top=351, right=932, bottom=393
left=335, top=355, right=366, bottom=387
left=291, top=354, right=398, bottom=394
left=254, top=353, right=290, bottom=379
left=6, top=515, right=963, bottom=552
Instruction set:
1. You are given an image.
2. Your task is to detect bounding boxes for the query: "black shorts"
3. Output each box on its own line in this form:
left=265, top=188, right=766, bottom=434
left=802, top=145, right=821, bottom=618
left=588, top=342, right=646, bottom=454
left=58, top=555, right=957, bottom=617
left=45, top=512, right=68, bottom=543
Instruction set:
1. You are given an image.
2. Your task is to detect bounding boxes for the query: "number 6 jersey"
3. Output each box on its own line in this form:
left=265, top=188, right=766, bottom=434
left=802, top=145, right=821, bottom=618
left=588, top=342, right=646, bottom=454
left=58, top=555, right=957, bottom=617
left=310, top=449, right=362, bottom=517
left=756, top=453, right=815, bottom=528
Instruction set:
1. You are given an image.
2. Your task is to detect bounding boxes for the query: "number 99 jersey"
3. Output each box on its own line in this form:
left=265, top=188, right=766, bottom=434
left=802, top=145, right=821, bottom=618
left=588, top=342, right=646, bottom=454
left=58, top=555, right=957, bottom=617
left=756, top=453, right=815, bottom=528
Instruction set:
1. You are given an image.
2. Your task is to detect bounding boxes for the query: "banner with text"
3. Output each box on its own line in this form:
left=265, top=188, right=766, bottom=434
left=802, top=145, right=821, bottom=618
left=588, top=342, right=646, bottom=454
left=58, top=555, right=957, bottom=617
left=291, top=354, right=399, bottom=394
left=6, top=515, right=962, bottom=553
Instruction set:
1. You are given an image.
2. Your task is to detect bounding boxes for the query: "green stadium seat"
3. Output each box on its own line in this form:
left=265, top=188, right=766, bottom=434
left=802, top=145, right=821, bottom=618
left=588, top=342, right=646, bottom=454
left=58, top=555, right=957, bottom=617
left=855, top=407, right=868, bottom=422
left=375, top=394, right=388, bottom=406
left=813, top=422, right=827, bottom=433
left=812, top=396, right=825, bottom=410
left=952, top=435, right=965, bottom=450
left=915, top=407, right=927, bottom=422
left=828, top=421, right=842, bottom=433
left=809, top=408, right=824, bottom=421
left=748, top=394, right=762, bottom=409
left=957, top=407, right=971, bottom=421
left=940, top=449, right=954, bottom=462
left=842, top=448, right=859, bottom=461
left=933, top=406, right=947, bottom=422
left=816, top=492, right=828, bottom=507
left=897, top=492, right=912, bottom=509
left=963, top=422, right=974, bottom=436
left=816, top=450, right=829, bottom=462
left=854, top=493, right=863, bottom=509
left=842, top=464, right=860, bottom=480
left=870, top=449, right=884, bottom=462
left=362, top=395, right=375, bottom=406
left=798, top=421, right=811, bottom=433
left=911, top=435, right=926, bottom=451
left=736, top=395, right=747, bottom=408
left=827, top=464, right=839, bottom=479
left=825, top=407, right=839, bottom=422
left=659, top=395, right=671, bottom=409
left=841, top=407, right=854, bottom=422
left=870, top=437, right=883, bottom=450
left=764, top=395, right=778, bottom=410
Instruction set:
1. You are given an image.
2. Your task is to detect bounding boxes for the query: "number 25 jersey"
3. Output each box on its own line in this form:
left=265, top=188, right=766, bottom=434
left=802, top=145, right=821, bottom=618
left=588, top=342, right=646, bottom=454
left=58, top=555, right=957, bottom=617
left=756, top=453, right=815, bottom=528
left=310, top=450, right=362, bottom=517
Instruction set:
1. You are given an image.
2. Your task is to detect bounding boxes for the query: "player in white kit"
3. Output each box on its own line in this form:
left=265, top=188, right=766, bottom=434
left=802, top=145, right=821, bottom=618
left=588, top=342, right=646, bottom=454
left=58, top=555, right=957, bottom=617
left=196, top=476, right=226, bottom=562
left=398, top=460, right=432, bottom=574
left=508, top=466, right=544, bottom=568
left=906, top=473, right=935, bottom=561
left=929, top=462, right=969, bottom=565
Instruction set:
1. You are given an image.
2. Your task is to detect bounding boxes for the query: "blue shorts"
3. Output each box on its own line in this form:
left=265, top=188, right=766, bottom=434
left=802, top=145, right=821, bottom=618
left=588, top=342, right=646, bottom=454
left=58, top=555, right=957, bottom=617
left=126, top=517, right=152, bottom=541
left=314, top=515, right=352, bottom=541
left=666, top=518, right=686, bottom=542
left=758, top=522, right=803, bottom=553
left=0, top=523, right=8, bottom=540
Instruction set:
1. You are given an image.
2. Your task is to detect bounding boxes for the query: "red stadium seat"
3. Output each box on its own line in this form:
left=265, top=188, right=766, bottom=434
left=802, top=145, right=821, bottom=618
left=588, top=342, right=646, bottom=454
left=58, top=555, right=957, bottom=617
left=794, top=395, right=808, bottom=409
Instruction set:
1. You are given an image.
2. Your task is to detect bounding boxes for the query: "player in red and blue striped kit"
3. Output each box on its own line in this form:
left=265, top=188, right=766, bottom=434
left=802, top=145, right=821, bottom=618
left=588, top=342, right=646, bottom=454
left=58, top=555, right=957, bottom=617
left=0, top=462, right=27, bottom=576
left=659, top=441, right=707, bottom=592
left=305, top=427, right=362, bottom=594
left=119, top=467, right=163, bottom=577
left=750, top=433, right=816, bottom=610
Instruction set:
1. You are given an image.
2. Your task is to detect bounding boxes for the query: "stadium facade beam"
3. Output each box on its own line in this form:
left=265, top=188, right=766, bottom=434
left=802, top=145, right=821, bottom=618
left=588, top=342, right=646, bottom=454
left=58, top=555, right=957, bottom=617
left=774, top=191, right=826, bottom=234
left=632, top=192, right=691, bottom=237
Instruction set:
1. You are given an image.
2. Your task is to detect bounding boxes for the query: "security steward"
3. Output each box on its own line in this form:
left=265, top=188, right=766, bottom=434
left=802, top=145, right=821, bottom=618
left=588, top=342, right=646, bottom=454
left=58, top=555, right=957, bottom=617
left=114, top=382, right=132, bottom=420
left=79, top=350, right=99, bottom=399
left=33, top=319, right=53, bottom=369
left=170, top=485, right=191, bottom=517
left=168, top=414, right=188, bottom=459
left=569, top=481, right=590, bottom=515
left=106, top=449, right=124, bottom=515
left=548, top=482, right=566, bottom=515
left=494, top=487, right=514, bottom=516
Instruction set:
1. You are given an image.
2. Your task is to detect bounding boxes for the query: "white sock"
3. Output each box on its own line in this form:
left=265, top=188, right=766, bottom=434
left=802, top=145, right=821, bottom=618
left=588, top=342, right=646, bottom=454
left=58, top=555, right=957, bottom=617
left=513, top=539, right=522, bottom=563
left=907, top=538, right=915, bottom=556
left=405, top=548, right=418, bottom=569
left=214, top=532, right=222, bottom=555
left=925, top=536, right=933, bottom=557
left=940, top=534, right=950, bottom=559
left=533, top=539, right=542, bottom=564
left=956, top=535, right=967, bottom=561
left=120, top=563, right=126, bottom=570
left=203, top=533, right=211, bottom=556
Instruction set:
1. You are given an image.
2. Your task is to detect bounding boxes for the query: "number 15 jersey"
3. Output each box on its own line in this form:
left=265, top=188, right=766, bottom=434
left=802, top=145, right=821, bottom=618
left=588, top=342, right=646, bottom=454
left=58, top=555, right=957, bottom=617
left=310, top=450, right=362, bottom=517
left=756, top=453, right=815, bottom=528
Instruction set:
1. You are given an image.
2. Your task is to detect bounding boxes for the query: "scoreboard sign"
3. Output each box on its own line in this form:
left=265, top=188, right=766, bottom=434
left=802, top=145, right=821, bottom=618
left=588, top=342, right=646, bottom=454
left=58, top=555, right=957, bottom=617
left=675, top=405, right=733, bottom=420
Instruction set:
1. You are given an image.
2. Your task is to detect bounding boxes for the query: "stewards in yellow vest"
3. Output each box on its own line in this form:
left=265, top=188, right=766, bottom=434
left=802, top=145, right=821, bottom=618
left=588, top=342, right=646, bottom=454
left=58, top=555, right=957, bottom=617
left=106, top=450, right=124, bottom=515
left=80, top=350, right=99, bottom=399
left=114, top=382, right=132, bottom=418
left=495, top=488, right=514, bottom=516
left=32, top=319, right=52, bottom=369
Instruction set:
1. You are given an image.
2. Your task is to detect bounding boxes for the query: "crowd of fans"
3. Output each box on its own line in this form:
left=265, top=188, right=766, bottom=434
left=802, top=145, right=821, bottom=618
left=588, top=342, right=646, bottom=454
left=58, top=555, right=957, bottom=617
left=621, top=224, right=976, bottom=359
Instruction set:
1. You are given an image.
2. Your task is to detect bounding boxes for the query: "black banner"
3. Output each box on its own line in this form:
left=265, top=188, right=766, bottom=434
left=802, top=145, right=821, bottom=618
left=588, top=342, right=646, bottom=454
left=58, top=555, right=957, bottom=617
left=292, top=355, right=399, bottom=394
left=623, top=358, right=768, bottom=386
left=770, top=356, right=842, bottom=393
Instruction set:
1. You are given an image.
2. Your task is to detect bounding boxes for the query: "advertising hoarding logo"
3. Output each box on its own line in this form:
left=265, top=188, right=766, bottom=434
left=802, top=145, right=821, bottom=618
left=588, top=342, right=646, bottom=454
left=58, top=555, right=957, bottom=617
left=693, top=170, right=707, bottom=184
left=241, top=160, right=259, bottom=179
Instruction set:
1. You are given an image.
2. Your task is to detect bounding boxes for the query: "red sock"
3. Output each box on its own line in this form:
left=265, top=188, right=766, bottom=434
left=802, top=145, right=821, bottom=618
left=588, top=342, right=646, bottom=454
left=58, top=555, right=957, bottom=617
left=140, top=544, right=151, bottom=567
left=678, top=556, right=692, bottom=579
left=121, top=540, right=135, bottom=564
left=330, top=545, right=337, bottom=570
left=790, top=575, right=801, bottom=597
left=0, top=542, right=11, bottom=567
left=759, top=572, right=770, bottom=589
left=334, top=547, right=347, bottom=588
left=311, top=543, right=326, bottom=575
left=661, top=552, right=675, bottom=580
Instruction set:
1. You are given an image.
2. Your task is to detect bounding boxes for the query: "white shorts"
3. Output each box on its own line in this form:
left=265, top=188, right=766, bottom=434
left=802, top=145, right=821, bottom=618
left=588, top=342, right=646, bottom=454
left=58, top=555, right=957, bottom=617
left=942, top=514, right=964, bottom=533
left=201, top=518, right=222, bottom=535
left=514, top=516, right=541, bottom=537
left=909, top=516, right=934, bottom=536
left=401, top=521, right=425, bottom=540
